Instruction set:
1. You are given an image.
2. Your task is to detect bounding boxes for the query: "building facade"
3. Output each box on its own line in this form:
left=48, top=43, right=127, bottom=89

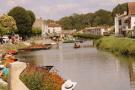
left=115, top=2, right=135, bottom=36
left=83, top=27, right=109, bottom=36
left=33, top=18, right=62, bottom=37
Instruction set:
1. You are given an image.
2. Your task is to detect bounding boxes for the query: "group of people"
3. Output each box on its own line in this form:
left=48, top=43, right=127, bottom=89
left=0, top=51, right=18, bottom=79
left=0, top=34, right=22, bottom=44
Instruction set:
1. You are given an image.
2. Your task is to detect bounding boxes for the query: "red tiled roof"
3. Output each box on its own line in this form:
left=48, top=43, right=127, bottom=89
left=48, top=23, right=61, bottom=27
left=128, top=2, right=135, bottom=15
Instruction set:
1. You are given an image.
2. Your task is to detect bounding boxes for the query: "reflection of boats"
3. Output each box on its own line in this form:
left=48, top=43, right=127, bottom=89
left=19, top=44, right=51, bottom=51
left=74, top=45, right=80, bottom=48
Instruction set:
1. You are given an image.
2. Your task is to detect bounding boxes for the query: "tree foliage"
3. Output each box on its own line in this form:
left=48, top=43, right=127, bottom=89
left=94, top=9, right=113, bottom=26
left=8, top=6, right=36, bottom=39
left=0, top=14, right=17, bottom=35
left=59, top=9, right=113, bottom=30
left=32, top=28, right=42, bottom=36
left=112, top=3, right=128, bottom=16
left=27, top=10, right=36, bottom=26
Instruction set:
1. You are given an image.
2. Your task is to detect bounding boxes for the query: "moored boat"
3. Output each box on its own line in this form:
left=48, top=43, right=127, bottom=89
left=18, top=44, right=51, bottom=51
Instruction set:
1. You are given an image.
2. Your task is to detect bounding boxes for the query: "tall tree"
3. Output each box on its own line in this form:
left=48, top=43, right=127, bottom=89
left=94, top=9, right=113, bottom=26
left=27, top=10, right=36, bottom=26
left=0, top=14, right=17, bottom=35
left=8, top=6, right=35, bottom=39
left=112, top=3, right=128, bottom=16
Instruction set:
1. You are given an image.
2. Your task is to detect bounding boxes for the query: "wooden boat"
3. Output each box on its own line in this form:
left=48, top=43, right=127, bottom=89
left=19, top=44, right=51, bottom=51
left=40, top=66, right=54, bottom=71
left=7, top=50, right=18, bottom=55
left=74, top=45, right=80, bottom=48
left=74, top=43, right=80, bottom=48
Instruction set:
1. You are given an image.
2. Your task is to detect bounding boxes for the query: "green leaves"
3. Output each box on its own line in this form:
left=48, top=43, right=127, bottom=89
left=32, top=28, right=42, bottom=36
left=59, top=9, right=113, bottom=30
left=0, top=14, right=17, bottom=35
left=8, top=6, right=36, bottom=39
left=112, top=3, right=128, bottom=16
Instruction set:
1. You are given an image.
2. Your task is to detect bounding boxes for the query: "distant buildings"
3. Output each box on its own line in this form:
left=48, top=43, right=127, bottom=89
left=62, top=30, right=76, bottom=40
left=82, top=27, right=110, bottom=36
left=115, top=2, right=135, bottom=36
left=33, top=18, right=62, bottom=37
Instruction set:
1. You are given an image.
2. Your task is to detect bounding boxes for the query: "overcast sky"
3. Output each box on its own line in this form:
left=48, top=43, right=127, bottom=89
left=0, top=0, right=135, bottom=20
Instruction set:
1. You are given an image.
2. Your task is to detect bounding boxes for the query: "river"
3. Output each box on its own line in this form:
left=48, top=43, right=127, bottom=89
left=17, top=42, right=135, bottom=90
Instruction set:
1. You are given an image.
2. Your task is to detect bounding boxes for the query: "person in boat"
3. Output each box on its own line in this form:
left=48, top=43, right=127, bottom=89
left=74, top=42, right=80, bottom=48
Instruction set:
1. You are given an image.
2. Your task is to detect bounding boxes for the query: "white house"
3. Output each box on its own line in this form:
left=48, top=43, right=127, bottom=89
left=33, top=18, right=62, bottom=37
left=47, top=23, right=62, bottom=34
left=33, top=18, right=47, bottom=36
left=83, top=27, right=109, bottom=36
left=115, top=2, right=135, bottom=36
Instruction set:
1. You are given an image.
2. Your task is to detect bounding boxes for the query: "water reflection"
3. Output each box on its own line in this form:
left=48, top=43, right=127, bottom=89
left=117, top=56, right=135, bottom=88
left=17, top=43, right=135, bottom=90
left=16, top=52, right=43, bottom=65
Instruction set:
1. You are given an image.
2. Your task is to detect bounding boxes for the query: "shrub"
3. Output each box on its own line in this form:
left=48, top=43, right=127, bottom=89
left=20, top=65, right=64, bottom=90
left=95, top=36, right=135, bottom=56
left=0, top=85, right=7, bottom=90
left=74, top=33, right=102, bottom=39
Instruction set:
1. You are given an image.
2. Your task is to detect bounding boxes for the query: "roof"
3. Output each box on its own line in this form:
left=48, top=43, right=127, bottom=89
left=48, top=23, right=61, bottom=27
left=128, top=2, right=135, bottom=15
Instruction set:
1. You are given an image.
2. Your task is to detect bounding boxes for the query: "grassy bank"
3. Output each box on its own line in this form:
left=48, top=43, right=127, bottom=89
left=2, top=43, right=27, bottom=51
left=0, top=85, right=7, bottom=90
left=74, top=33, right=102, bottom=39
left=63, top=40, right=75, bottom=43
left=95, top=37, right=135, bottom=56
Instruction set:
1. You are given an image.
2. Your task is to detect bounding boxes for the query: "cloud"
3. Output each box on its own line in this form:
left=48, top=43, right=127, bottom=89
left=6, top=0, right=31, bottom=7
left=1, top=0, right=135, bottom=20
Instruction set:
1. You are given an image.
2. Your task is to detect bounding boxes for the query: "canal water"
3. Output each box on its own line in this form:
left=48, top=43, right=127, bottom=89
left=17, top=43, right=135, bottom=90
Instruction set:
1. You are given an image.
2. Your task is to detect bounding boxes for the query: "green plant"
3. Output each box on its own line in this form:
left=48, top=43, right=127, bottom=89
left=20, top=65, right=64, bottom=90
left=95, top=36, right=135, bottom=56
left=0, top=85, right=7, bottom=90
left=74, top=33, right=102, bottom=39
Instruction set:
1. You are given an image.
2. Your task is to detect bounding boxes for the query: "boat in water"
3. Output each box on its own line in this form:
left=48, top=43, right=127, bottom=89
left=74, top=42, right=81, bottom=48
left=18, top=44, right=52, bottom=51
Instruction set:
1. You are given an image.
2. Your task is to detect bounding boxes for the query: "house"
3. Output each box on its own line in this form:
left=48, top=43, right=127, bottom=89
left=33, top=18, right=47, bottom=36
left=33, top=18, right=62, bottom=37
left=62, top=30, right=76, bottom=40
left=83, top=27, right=109, bottom=36
left=47, top=23, right=62, bottom=35
left=115, top=2, right=135, bottom=36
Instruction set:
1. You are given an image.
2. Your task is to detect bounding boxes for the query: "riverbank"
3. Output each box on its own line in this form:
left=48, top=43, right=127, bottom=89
left=95, top=36, right=135, bottom=56
left=73, top=33, right=102, bottom=39
left=0, top=41, right=65, bottom=90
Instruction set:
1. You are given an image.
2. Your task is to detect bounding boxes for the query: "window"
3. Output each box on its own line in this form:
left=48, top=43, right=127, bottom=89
left=48, top=29, right=50, bottom=33
left=119, top=20, right=122, bottom=25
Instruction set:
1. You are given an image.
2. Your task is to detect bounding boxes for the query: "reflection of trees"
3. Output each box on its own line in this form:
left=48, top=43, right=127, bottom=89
left=116, top=55, right=135, bottom=88
left=128, top=59, right=135, bottom=87
left=17, top=55, right=37, bottom=65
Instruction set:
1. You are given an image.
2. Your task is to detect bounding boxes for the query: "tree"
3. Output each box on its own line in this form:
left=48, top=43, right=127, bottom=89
left=8, top=6, right=36, bottom=39
left=112, top=3, right=128, bottom=16
left=59, top=16, right=74, bottom=30
left=83, top=13, right=95, bottom=27
left=0, top=14, right=17, bottom=35
left=93, top=9, right=113, bottom=26
left=32, top=28, right=42, bottom=36
left=27, top=10, right=36, bottom=26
